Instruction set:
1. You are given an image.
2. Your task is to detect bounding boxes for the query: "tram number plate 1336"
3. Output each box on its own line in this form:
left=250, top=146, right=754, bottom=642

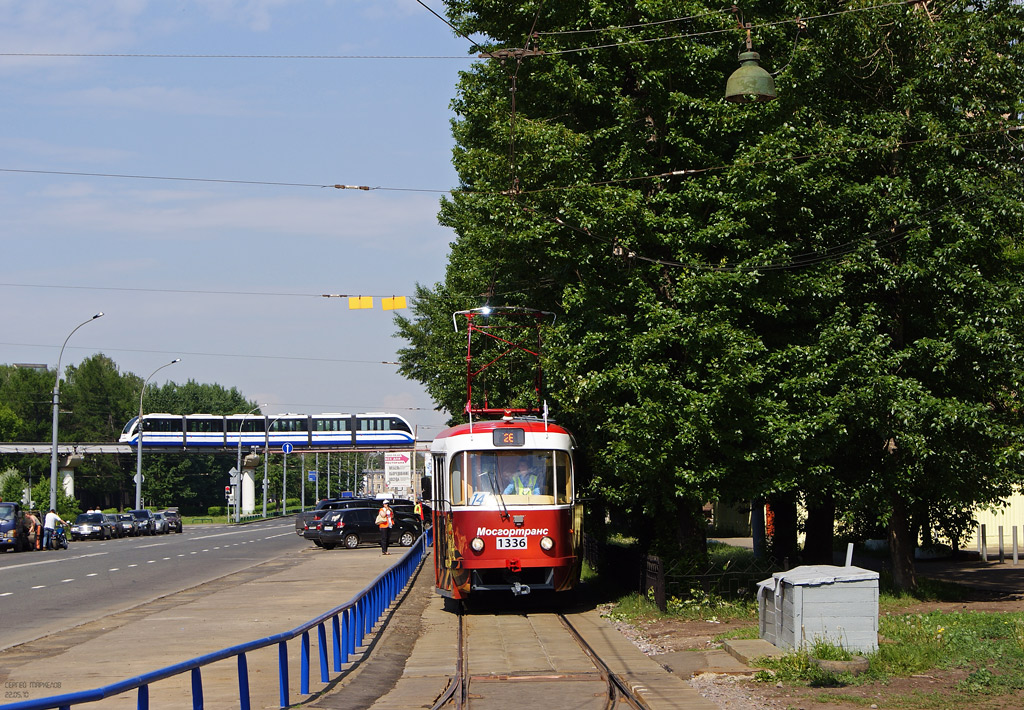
left=496, top=537, right=528, bottom=550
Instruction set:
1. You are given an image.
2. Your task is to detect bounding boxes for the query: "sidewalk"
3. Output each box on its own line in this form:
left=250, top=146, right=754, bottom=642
left=0, top=545, right=400, bottom=709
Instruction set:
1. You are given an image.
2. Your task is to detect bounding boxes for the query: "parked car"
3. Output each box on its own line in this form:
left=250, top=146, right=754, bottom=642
left=160, top=508, right=183, bottom=533
left=0, top=502, right=32, bottom=552
left=129, top=509, right=156, bottom=535
left=152, top=512, right=170, bottom=534
left=294, top=497, right=415, bottom=536
left=70, top=512, right=114, bottom=541
left=315, top=507, right=421, bottom=550
left=105, top=513, right=125, bottom=538
left=116, top=513, right=139, bottom=537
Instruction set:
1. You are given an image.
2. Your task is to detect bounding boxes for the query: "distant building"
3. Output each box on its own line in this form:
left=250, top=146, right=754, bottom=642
left=12, top=363, right=49, bottom=372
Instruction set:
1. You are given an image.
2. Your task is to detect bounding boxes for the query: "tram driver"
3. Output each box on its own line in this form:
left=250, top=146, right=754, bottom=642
left=502, top=458, right=543, bottom=495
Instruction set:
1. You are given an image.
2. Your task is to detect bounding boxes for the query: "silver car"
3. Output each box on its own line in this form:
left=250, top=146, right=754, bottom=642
left=152, top=512, right=170, bottom=534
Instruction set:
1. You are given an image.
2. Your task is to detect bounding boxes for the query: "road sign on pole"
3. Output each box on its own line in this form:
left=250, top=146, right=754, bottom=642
left=282, top=443, right=294, bottom=454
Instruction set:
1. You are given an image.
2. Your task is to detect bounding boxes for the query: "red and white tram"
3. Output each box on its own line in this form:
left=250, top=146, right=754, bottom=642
left=431, top=416, right=582, bottom=598
left=431, top=307, right=583, bottom=599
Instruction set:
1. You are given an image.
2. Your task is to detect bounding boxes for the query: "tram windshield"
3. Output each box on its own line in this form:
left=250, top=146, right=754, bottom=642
left=450, top=450, right=572, bottom=505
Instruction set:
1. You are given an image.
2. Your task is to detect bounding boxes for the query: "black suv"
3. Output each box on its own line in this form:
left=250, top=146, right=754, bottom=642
left=129, top=509, right=156, bottom=535
left=315, top=507, right=421, bottom=550
left=160, top=509, right=183, bottom=533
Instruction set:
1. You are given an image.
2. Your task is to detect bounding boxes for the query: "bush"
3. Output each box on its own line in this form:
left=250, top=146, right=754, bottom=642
left=208, top=506, right=226, bottom=516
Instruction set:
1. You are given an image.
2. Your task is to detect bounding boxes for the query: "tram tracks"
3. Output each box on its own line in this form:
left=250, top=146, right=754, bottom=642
left=432, top=607, right=648, bottom=710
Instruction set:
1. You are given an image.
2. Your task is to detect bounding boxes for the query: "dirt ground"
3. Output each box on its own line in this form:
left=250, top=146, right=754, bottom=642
left=613, top=594, right=1024, bottom=710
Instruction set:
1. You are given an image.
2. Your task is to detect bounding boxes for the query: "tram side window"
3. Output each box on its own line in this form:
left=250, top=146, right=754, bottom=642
left=227, top=419, right=265, bottom=433
left=143, top=418, right=182, bottom=432
left=271, top=419, right=305, bottom=432
left=554, top=451, right=571, bottom=504
left=187, top=419, right=223, bottom=433
left=314, top=418, right=346, bottom=431
left=432, top=455, right=446, bottom=506
left=449, top=454, right=465, bottom=506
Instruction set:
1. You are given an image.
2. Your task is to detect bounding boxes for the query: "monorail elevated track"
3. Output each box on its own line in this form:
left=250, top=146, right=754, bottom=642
left=0, top=441, right=431, bottom=455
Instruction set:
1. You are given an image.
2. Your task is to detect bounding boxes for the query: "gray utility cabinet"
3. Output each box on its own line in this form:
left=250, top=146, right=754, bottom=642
left=757, top=565, right=879, bottom=653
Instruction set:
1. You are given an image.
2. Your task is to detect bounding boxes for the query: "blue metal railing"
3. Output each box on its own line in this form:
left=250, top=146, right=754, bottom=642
left=1, top=528, right=433, bottom=710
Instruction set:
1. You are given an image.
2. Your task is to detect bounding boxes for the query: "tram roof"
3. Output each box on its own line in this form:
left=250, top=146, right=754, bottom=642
left=433, top=418, right=572, bottom=440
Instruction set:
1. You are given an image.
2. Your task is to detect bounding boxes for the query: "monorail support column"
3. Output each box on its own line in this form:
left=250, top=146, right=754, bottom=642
left=60, top=454, right=85, bottom=500
left=241, top=454, right=260, bottom=515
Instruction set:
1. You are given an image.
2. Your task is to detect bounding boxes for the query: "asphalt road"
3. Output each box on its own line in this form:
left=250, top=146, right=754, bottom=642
left=0, top=518, right=303, bottom=651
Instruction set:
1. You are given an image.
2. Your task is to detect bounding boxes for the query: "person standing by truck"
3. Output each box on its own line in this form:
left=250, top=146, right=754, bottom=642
left=42, top=509, right=67, bottom=550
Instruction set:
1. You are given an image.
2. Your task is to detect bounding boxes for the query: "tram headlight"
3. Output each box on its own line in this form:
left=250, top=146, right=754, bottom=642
left=540, top=536, right=554, bottom=551
left=471, top=537, right=485, bottom=553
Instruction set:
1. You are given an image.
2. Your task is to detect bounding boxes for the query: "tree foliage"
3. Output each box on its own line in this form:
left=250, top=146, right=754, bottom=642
left=0, top=359, right=261, bottom=514
left=396, top=0, right=1024, bottom=583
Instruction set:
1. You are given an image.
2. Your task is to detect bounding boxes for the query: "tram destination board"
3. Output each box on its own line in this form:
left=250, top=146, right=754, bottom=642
left=493, top=428, right=524, bottom=447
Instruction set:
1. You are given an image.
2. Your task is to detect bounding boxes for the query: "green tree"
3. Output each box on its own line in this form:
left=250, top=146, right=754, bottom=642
left=0, top=404, right=22, bottom=441
left=0, top=467, right=27, bottom=504
left=398, top=0, right=1024, bottom=586
left=62, top=354, right=138, bottom=507
left=145, top=380, right=255, bottom=416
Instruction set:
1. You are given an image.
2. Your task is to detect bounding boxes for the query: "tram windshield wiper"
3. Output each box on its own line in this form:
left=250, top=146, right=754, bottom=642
left=487, top=470, right=510, bottom=520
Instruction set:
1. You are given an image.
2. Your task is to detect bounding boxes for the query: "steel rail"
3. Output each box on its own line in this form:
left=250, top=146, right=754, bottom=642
left=431, top=608, right=647, bottom=710
left=429, top=604, right=466, bottom=710
left=558, top=613, right=649, bottom=710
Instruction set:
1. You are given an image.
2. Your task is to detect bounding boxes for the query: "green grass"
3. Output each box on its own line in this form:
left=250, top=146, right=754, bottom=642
left=601, top=541, right=1024, bottom=707
left=183, top=514, right=228, bottom=524
left=753, top=609, right=1024, bottom=703
left=603, top=586, right=759, bottom=625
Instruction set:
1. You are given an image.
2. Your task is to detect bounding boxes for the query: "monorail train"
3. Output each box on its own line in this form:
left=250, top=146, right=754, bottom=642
left=431, top=416, right=583, bottom=599
left=119, top=412, right=415, bottom=449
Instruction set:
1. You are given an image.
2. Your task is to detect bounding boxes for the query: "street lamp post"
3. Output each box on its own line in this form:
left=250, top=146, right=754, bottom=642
left=263, top=413, right=284, bottom=519
left=49, top=312, right=104, bottom=512
left=236, top=405, right=263, bottom=523
left=136, top=359, right=180, bottom=510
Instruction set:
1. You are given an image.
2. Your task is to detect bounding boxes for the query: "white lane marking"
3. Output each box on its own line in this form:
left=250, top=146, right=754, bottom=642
left=0, top=592, right=12, bottom=597
left=0, top=551, right=108, bottom=571
left=147, top=560, right=155, bottom=564
left=32, top=585, right=45, bottom=589
left=187, top=525, right=292, bottom=542
left=109, top=568, right=119, bottom=571
left=87, top=573, right=98, bottom=577
left=128, top=564, right=138, bottom=568
left=61, top=579, right=74, bottom=583
left=162, top=557, right=171, bottom=560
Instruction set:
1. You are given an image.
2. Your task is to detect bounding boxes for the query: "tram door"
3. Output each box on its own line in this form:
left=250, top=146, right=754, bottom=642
left=431, top=454, right=450, bottom=592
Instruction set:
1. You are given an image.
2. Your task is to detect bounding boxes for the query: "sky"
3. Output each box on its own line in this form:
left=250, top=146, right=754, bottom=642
left=0, top=0, right=483, bottom=438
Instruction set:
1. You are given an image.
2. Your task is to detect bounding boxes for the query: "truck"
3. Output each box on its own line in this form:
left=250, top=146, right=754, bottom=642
left=0, top=502, right=32, bottom=553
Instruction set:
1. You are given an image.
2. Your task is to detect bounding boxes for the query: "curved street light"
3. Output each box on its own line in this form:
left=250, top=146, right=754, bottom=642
left=236, top=405, right=265, bottom=522
left=135, top=358, right=181, bottom=510
left=49, top=312, right=104, bottom=512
